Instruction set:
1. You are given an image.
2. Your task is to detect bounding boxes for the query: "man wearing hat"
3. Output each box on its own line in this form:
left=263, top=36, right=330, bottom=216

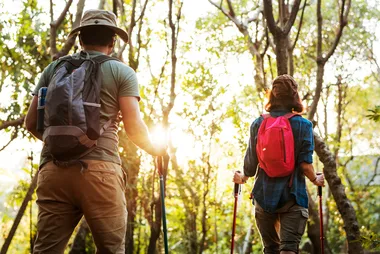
left=25, top=9, right=166, bottom=253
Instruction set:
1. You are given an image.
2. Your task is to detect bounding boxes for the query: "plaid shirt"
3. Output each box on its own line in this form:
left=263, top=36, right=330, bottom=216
left=243, top=110, right=314, bottom=213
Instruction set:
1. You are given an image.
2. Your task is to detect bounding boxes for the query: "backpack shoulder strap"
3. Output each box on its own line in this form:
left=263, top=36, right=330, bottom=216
left=92, top=55, right=121, bottom=64
left=261, top=114, right=271, bottom=119
left=284, top=113, right=301, bottom=119
left=58, top=55, right=73, bottom=62
left=54, top=55, right=87, bottom=72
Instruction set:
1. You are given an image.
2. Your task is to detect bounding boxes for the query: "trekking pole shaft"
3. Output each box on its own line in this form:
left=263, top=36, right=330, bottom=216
left=316, top=173, right=324, bottom=254
left=231, top=183, right=239, bottom=254
left=318, top=186, right=325, bottom=254
left=319, top=192, right=324, bottom=254
left=156, top=156, right=169, bottom=253
left=159, top=170, right=169, bottom=254
left=318, top=186, right=322, bottom=197
left=157, top=156, right=163, bottom=175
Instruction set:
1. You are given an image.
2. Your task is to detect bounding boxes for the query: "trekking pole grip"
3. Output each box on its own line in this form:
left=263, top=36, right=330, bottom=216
left=234, top=183, right=239, bottom=195
left=316, top=172, right=322, bottom=196
left=157, top=156, right=163, bottom=176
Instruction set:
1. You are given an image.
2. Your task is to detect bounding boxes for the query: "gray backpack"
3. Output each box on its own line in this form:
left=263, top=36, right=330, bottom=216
left=42, top=52, right=118, bottom=163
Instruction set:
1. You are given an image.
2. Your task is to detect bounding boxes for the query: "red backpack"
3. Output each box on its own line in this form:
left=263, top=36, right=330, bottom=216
left=256, top=113, right=298, bottom=178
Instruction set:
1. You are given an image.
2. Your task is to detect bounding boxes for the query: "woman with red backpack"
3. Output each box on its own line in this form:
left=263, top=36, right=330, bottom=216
left=233, top=74, right=325, bottom=254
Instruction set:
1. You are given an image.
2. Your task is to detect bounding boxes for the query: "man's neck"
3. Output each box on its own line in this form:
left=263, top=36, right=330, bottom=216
left=82, top=45, right=110, bottom=55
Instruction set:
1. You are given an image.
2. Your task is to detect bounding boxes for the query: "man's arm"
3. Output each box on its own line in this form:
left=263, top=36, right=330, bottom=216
left=119, top=96, right=166, bottom=156
left=25, top=96, right=42, bottom=140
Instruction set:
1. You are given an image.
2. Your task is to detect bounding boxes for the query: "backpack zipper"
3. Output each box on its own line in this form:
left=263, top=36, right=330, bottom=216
left=69, top=68, right=73, bottom=125
left=281, top=128, right=286, bottom=163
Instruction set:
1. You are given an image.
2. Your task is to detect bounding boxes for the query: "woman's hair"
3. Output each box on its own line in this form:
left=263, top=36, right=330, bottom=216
left=265, top=74, right=304, bottom=113
left=79, top=26, right=116, bottom=46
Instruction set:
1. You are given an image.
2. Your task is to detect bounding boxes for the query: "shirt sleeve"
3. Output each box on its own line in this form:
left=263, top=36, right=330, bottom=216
left=243, top=117, right=262, bottom=177
left=32, top=61, right=58, bottom=96
left=114, top=62, right=140, bottom=101
left=298, top=120, right=314, bottom=164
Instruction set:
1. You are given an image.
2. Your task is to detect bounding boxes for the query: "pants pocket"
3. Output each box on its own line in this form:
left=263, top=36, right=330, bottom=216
left=297, top=209, right=309, bottom=234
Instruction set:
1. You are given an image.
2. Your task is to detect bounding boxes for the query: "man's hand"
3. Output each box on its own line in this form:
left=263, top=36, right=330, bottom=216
left=312, top=173, right=325, bottom=187
left=233, top=171, right=249, bottom=184
left=150, top=143, right=168, bottom=157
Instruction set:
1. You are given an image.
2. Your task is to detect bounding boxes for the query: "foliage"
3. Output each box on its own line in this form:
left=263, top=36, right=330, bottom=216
left=367, top=105, right=380, bottom=122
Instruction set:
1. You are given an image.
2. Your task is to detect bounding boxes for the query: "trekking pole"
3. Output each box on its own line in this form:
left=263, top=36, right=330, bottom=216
left=231, top=179, right=241, bottom=254
left=157, top=156, right=169, bottom=254
left=317, top=172, right=324, bottom=254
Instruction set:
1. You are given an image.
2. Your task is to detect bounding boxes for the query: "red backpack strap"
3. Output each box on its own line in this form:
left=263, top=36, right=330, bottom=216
left=283, top=113, right=301, bottom=119
left=261, top=114, right=271, bottom=119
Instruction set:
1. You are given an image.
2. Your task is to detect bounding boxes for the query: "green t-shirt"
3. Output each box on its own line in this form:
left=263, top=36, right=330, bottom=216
left=33, top=50, right=140, bottom=166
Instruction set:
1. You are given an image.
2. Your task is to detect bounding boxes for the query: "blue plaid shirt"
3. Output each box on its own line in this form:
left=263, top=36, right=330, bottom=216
left=243, top=110, right=314, bottom=213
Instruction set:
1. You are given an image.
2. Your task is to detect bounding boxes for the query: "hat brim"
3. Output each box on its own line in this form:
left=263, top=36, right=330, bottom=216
left=68, top=24, right=129, bottom=43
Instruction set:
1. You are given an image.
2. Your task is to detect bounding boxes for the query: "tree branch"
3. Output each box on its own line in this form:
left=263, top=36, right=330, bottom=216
left=0, top=116, right=25, bottom=131
left=317, top=0, right=323, bottom=60
left=364, top=157, right=380, bottom=190
left=283, top=0, right=301, bottom=34
left=136, top=0, right=149, bottom=23
left=148, top=52, right=169, bottom=119
left=135, top=0, right=149, bottom=65
left=226, top=0, right=236, bottom=17
left=324, top=0, right=351, bottom=61
left=98, top=0, right=106, bottom=9
left=246, top=5, right=262, bottom=24
left=263, top=0, right=280, bottom=36
left=49, top=0, right=54, bottom=23
left=291, top=0, right=307, bottom=50
left=50, top=0, right=74, bottom=57
left=163, top=0, right=183, bottom=123
left=208, top=0, right=243, bottom=30
left=51, top=0, right=86, bottom=60
left=0, top=129, right=18, bottom=152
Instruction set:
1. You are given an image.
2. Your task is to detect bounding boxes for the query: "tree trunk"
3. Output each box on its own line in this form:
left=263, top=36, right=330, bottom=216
left=314, top=133, right=364, bottom=253
left=198, top=198, right=207, bottom=254
left=121, top=138, right=141, bottom=253
left=1, top=173, right=38, bottom=254
left=69, top=219, right=90, bottom=254
left=307, top=191, right=322, bottom=254
left=187, top=212, right=198, bottom=253
left=288, top=48, right=294, bottom=76
left=275, top=34, right=289, bottom=75
left=308, top=63, right=325, bottom=121
left=241, top=29, right=267, bottom=92
left=147, top=198, right=162, bottom=254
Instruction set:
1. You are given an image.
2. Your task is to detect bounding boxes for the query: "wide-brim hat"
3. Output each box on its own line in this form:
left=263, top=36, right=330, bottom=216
left=68, top=9, right=129, bottom=43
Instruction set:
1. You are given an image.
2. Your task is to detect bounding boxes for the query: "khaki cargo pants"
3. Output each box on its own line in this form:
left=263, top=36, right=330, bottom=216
left=33, top=160, right=127, bottom=254
left=254, top=199, right=309, bottom=254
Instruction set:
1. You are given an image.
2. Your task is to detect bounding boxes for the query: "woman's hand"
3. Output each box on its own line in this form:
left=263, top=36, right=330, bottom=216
left=233, top=171, right=248, bottom=184
left=312, top=173, right=325, bottom=187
